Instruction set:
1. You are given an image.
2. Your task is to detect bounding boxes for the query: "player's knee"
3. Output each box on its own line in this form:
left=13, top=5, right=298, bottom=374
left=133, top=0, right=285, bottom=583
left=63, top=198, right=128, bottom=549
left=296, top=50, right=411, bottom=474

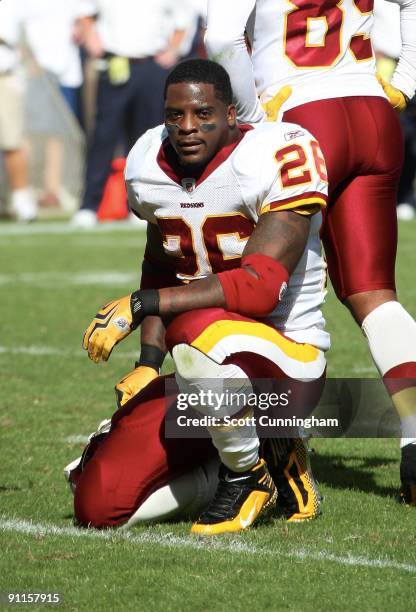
left=173, top=343, right=252, bottom=419
left=172, top=343, right=223, bottom=380
left=345, top=290, right=397, bottom=325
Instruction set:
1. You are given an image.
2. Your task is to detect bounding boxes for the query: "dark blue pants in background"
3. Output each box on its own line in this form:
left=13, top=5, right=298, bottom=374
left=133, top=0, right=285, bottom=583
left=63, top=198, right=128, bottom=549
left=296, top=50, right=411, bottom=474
left=81, top=58, right=169, bottom=212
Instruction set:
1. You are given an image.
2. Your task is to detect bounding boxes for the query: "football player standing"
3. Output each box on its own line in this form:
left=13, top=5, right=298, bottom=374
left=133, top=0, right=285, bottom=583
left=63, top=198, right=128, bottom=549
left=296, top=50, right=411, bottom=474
left=74, top=59, right=329, bottom=533
left=205, top=0, right=416, bottom=505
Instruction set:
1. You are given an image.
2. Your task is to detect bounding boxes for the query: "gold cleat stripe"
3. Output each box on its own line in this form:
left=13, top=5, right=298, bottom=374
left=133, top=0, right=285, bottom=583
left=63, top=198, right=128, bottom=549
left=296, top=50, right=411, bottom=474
left=191, top=490, right=276, bottom=536
left=284, top=448, right=320, bottom=519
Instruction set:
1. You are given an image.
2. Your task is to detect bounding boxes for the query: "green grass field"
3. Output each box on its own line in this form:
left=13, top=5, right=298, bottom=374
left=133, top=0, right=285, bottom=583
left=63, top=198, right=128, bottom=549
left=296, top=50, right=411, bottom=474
left=1, top=220, right=415, bottom=611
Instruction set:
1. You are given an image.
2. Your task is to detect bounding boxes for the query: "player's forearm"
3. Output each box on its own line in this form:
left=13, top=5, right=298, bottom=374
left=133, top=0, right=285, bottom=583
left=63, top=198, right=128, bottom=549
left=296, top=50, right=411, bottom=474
left=138, top=315, right=166, bottom=373
left=391, top=0, right=416, bottom=100
left=159, top=276, right=226, bottom=316
left=140, top=315, right=167, bottom=355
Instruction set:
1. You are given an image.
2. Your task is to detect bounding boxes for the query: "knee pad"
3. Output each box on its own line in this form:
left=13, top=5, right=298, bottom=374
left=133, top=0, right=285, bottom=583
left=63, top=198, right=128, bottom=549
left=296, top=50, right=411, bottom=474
left=172, top=344, right=252, bottom=419
left=173, top=343, right=228, bottom=379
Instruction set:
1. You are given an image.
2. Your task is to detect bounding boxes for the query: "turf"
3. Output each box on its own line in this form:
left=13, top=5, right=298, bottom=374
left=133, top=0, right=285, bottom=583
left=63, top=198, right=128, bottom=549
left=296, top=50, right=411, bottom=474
left=0, top=220, right=415, bottom=611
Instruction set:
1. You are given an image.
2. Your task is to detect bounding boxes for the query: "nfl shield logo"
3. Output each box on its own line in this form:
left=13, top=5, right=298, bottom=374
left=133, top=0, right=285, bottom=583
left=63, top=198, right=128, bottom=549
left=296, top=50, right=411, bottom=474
left=181, top=178, right=196, bottom=193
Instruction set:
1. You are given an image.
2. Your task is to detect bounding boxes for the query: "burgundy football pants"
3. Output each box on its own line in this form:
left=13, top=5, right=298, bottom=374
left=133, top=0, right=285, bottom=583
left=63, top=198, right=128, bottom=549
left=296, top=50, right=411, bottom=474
left=284, top=96, right=404, bottom=301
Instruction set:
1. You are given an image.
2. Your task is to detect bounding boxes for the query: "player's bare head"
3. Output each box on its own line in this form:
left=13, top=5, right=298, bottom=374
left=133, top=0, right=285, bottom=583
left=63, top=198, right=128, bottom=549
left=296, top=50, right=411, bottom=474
left=164, top=59, right=238, bottom=167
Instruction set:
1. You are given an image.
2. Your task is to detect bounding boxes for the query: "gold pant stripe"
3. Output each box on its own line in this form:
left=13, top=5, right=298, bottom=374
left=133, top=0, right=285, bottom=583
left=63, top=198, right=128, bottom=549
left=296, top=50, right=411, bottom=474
left=191, top=320, right=319, bottom=363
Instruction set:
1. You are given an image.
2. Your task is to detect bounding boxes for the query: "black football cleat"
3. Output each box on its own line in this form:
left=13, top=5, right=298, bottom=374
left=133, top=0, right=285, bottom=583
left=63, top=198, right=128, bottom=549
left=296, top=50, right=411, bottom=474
left=261, top=437, right=321, bottom=522
left=191, top=458, right=277, bottom=535
left=400, top=442, right=416, bottom=506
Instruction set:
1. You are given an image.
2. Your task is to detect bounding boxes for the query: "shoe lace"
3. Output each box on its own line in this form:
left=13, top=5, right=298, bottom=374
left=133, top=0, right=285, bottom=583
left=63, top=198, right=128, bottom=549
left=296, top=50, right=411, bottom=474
left=201, top=477, right=244, bottom=519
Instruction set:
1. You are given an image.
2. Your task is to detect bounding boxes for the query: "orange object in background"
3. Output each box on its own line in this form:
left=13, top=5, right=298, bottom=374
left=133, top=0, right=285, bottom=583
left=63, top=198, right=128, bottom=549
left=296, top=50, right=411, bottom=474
left=97, top=158, right=128, bottom=221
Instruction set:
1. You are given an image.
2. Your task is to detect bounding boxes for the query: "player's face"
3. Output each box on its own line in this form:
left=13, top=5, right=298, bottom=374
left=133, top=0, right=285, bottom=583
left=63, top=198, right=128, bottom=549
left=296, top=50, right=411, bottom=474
left=164, top=82, right=237, bottom=167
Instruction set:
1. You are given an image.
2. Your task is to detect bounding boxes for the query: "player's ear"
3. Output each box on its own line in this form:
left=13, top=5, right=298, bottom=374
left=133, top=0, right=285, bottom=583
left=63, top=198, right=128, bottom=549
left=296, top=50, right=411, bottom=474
left=227, top=104, right=237, bottom=128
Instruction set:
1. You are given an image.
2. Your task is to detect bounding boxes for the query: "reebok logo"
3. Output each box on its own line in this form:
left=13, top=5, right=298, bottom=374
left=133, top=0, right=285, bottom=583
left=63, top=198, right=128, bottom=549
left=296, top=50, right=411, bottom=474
left=180, top=202, right=204, bottom=208
left=284, top=130, right=305, bottom=141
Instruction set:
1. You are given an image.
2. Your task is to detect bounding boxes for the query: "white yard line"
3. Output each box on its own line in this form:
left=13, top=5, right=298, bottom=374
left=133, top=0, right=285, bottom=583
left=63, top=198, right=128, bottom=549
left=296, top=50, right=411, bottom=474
left=351, top=367, right=378, bottom=375
left=64, top=435, right=90, bottom=444
left=0, top=516, right=415, bottom=573
left=0, top=345, right=139, bottom=360
left=0, top=222, right=146, bottom=236
left=2, top=238, right=145, bottom=249
left=0, top=271, right=139, bottom=287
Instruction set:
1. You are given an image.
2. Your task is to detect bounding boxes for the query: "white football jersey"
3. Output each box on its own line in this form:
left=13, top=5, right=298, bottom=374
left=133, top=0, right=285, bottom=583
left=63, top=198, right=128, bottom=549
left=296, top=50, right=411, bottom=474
left=126, top=122, right=330, bottom=350
left=206, top=0, right=416, bottom=120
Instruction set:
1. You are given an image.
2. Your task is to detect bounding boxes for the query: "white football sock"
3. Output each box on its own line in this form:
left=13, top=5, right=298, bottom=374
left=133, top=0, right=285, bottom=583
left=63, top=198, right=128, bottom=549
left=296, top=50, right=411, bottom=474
left=173, top=344, right=259, bottom=472
left=361, top=301, right=416, bottom=446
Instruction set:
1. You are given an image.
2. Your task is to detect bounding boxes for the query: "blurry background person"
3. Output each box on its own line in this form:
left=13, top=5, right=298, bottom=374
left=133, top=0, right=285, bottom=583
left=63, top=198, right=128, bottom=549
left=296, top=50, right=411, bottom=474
left=22, top=0, right=85, bottom=211
left=0, top=2, right=37, bottom=222
left=180, top=0, right=208, bottom=60
left=373, top=0, right=416, bottom=220
left=0, top=0, right=85, bottom=220
left=71, top=0, right=196, bottom=228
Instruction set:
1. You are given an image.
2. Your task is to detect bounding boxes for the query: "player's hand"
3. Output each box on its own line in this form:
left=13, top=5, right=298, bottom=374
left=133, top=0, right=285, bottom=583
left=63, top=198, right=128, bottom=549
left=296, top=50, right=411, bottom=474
left=377, top=74, right=407, bottom=112
left=115, top=365, right=159, bottom=407
left=83, top=296, right=134, bottom=363
left=262, top=85, right=292, bottom=122
left=83, top=290, right=159, bottom=363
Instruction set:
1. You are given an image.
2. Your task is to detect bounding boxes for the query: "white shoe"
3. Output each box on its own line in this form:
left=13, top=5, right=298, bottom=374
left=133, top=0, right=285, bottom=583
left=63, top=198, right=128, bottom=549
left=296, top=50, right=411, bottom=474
left=63, top=419, right=111, bottom=493
left=9, top=189, right=37, bottom=222
left=71, top=209, right=97, bottom=228
left=88, top=418, right=112, bottom=440
left=63, top=456, right=82, bottom=493
left=397, top=203, right=415, bottom=221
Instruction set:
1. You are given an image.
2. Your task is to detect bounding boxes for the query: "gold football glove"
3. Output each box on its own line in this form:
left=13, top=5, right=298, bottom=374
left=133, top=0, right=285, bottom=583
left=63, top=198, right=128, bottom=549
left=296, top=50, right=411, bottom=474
left=83, top=296, right=133, bottom=363
left=83, top=290, right=159, bottom=363
left=115, top=365, right=159, bottom=407
left=377, top=73, right=407, bottom=112
left=262, top=85, right=292, bottom=122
